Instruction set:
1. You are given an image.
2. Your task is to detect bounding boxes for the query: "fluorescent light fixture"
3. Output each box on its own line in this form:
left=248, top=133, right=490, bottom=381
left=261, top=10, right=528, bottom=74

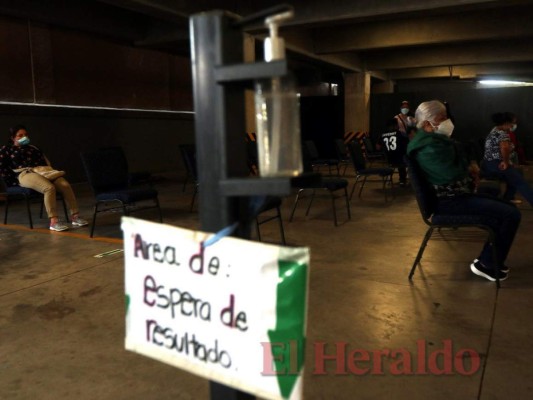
left=0, top=100, right=195, bottom=114
left=478, top=80, right=533, bottom=87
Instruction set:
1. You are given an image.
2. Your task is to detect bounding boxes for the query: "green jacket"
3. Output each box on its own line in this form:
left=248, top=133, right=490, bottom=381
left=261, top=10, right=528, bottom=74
left=406, top=130, right=469, bottom=185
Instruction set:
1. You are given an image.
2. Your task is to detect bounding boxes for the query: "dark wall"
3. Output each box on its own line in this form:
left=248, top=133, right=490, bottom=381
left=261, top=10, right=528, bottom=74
left=300, top=96, right=344, bottom=158
left=0, top=104, right=195, bottom=183
left=0, top=16, right=193, bottom=110
left=371, top=86, right=533, bottom=159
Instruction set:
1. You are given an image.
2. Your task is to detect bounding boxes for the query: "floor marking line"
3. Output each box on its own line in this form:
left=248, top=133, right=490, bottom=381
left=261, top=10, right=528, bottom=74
left=0, top=224, right=123, bottom=244
left=94, top=249, right=124, bottom=258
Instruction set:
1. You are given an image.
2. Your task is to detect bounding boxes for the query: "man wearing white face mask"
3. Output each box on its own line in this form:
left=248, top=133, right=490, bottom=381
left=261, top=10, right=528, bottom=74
left=407, top=100, right=522, bottom=282
left=394, top=100, right=415, bottom=136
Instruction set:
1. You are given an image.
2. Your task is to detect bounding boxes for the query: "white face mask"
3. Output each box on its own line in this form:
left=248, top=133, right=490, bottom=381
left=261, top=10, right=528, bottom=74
left=431, top=118, right=454, bottom=137
left=510, top=124, right=517, bottom=132
left=400, top=108, right=409, bottom=115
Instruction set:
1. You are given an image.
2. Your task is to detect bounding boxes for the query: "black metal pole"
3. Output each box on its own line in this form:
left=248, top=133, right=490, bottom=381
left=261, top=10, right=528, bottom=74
left=190, top=10, right=255, bottom=400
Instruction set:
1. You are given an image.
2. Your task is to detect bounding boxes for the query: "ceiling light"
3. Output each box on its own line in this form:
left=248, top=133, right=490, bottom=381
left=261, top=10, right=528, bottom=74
left=477, top=80, right=533, bottom=87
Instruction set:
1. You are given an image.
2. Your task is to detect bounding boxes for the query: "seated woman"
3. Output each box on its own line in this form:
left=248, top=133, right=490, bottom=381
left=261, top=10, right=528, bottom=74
left=481, top=112, right=533, bottom=206
left=0, top=125, right=88, bottom=231
left=407, top=100, right=521, bottom=282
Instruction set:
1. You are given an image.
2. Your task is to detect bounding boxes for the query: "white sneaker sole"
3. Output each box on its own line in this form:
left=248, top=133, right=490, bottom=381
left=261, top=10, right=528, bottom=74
left=72, top=222, right=89, bottom=227
left=49, top=226, right=69, bottom=232
left=470, top=263, right=507, bottom=282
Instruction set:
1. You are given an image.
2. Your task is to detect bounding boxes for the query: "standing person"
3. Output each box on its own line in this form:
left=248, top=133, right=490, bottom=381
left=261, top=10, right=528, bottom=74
left=380, top=118, right=409, bottom=187
left=506, top=112, right=527, bottom=165
left=407, top=100, right=521, bottom=282
left=482, top=112, right=533, bottom=206
left=394, top=100, right=416, bottom=136
left=0, top=125, right=89, bottom=231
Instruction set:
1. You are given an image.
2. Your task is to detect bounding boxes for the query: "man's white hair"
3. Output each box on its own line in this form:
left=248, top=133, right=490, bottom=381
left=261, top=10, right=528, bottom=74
left=415, top=100, right=446, bottom=129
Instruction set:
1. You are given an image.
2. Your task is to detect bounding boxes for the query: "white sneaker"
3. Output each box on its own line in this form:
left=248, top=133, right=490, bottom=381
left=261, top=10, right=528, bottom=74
left=71, top=217, right=89, bottom=227
left=50, top=221, right=69, bottom=231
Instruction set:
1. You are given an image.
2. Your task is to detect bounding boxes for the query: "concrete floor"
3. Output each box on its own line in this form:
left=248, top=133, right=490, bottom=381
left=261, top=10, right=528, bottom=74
left=1, top=167, right=533, bottom=400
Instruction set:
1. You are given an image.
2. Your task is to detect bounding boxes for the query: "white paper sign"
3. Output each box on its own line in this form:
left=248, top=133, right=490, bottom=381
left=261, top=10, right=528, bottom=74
left=122, top=217, right=310, bottom=400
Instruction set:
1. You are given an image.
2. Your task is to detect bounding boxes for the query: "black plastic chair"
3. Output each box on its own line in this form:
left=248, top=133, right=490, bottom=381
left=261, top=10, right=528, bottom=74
left=405, top=154, right=500, bottom=287
left=80, top=148, right=162, bottom=237
left=346, top=140, right=394, bottom=201
left=1, top=176, right=69, bottom=229
left=334, top=138, right=351, bottom=176
left=361, top=135, right=386, bottom=165
left=289, top=144, right=351, bottom=226
left=255, top=196, right=286, bottom=245
left=303, top=140, right=340, bottom=176
left=101, top=146, right=153, bottom=187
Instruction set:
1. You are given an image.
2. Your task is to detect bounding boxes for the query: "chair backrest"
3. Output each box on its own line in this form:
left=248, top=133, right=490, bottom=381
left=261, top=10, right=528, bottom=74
left=178, top=144, right=198, bottom=181
left=362, top=135, right=376, bottom=154
left=80, top=148, right=130, bottom=193
left=301, top=142, right=315, bottom=173
left=334, top=139, right=348, bottom=161
left=346, top=140, right=367, bottom=171
left=404, top=154, right=438, bottom=223
left=303, top=140, right=320, bottom=160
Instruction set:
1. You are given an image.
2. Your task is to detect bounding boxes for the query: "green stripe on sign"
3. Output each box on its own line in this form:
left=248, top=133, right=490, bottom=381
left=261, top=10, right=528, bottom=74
left=268, top=259, right=308, bottom=399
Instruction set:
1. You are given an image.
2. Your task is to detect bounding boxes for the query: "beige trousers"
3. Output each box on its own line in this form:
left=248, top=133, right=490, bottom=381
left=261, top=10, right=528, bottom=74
left=18, top=171, right=79, bottom=219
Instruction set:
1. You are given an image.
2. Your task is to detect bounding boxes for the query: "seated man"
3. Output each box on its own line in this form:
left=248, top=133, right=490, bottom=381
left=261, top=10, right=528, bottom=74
left=407, top=100, right=521, bottom=282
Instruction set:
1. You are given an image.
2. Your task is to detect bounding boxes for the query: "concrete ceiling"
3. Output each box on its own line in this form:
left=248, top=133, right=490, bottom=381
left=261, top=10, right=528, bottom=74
left=3, top=0, right=533, bottom=84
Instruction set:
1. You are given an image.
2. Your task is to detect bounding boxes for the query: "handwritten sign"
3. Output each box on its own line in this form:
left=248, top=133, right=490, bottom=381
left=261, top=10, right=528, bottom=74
left=122, top=217, right=309, bottom=400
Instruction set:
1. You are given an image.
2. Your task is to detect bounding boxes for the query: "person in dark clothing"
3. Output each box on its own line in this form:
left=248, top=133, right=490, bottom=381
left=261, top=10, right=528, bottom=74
left=0, top=125, right=88, bottom=231
left=380, top=118, right=409, bottom=186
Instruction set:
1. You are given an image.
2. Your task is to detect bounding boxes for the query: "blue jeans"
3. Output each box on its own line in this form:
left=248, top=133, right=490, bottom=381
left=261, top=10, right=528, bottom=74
left=482, top=160, right=533, bottom=205
left=436, top=194, right=521, bottom=268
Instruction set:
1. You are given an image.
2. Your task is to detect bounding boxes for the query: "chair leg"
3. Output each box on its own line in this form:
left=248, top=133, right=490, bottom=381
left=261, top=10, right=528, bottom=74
left=155, top=197, right=163, bottom=222
left=289, top=189, right=304, bottom=222
left=305, top=190, right=316, bottom=217
left=255, top=219, right=262, bottom=242
left=276, top=207, right=286, bottom=245
left=489, top=231, right=500, bottom=288
left=358, top=176, right=368, bottom=198
left=409, top=227, right=434, bottom=280
left=25, top=195, right=33, bottom=229
left=190, top=185, right=198, bottom=212
left=344, top=187, right=351, bottom=220
left=62, top=197, right=69, bottom=222
left=4, top=197, right=9, bottom=225
left=330, top=190, right=338, bottom=226
left=90, top=203, right=99, bottom=238
left=388, top=175, right=395, bottom=200
left=349, top=176, right=360, bottom=200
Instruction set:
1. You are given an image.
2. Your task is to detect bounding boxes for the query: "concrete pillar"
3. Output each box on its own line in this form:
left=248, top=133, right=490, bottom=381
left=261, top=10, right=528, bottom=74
left=243, top=33, right=256, bottom=135
left=344, top=72, right=371, bottom=134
